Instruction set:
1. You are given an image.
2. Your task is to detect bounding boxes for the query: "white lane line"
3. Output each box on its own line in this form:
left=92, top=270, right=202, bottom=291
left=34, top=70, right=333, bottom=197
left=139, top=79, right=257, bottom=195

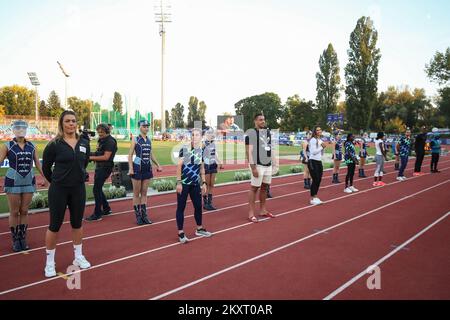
left=149, top=180, right=450, bottom=300
left=1, top=170, right=447, bottom=297
left=323, top=211, right=450, bottom=300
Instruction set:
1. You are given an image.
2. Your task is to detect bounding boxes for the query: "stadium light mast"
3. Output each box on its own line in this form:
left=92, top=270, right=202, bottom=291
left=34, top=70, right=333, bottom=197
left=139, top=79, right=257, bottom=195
left=154, top=0, right=172, bottom=133
left=27, top=72, right=40, bottom=123
left=57, top=61, right=70, bottom=108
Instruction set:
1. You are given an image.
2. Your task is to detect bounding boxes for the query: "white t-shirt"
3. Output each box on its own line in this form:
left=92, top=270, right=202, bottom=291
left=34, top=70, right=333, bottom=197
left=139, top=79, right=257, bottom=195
left=309, top=137, right=324, bottom=161
left=375, top=139, right=383, bottom=156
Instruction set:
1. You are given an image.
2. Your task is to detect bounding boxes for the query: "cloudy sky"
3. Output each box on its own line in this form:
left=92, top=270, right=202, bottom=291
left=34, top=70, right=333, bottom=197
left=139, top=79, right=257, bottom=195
left=1, top=0, right=449, bottom=125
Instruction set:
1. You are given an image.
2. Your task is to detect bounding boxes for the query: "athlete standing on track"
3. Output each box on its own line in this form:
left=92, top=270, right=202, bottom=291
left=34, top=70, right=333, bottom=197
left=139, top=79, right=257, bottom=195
left=396, top=128, right=412, bottom=181
left=0, top=120, right=47, bottom=252
left=42, top=111, right=91, bottom=278
left=373, top=132, right=388, bottom=187
left=127, top=120, right=162, bottom=225
left=331, top=131, right=343, bottom=184
left=300, top=131, right=312, bottom=189
left=358, top=132, right=369, bottom=178
left=343, top=133, right=359, bottom=193
left=413, top=126, right=427, bottom=176
left=430, top=128, right=442, bottom=173
left=176, top=128, right=212, bottom=243
left=202, top=127, right=224, bottom=211
left=308, top=126, right=326, bottom=205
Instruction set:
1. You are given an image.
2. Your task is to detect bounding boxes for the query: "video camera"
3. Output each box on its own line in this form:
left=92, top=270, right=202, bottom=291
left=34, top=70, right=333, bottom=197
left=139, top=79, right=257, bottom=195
left=80, top=129, right=96, bottom=140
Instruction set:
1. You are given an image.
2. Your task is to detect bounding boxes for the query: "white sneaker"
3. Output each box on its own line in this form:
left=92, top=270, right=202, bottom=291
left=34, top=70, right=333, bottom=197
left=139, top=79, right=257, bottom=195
left=401, top=176, right=407, bottom=181
left=73, top=255, right=91, bottom=269
left=396, top=177, right=403, bottom=181
left=344, top=187, right=353, bottom=193
left=310, top=198, right=322, bottom=205
left=350, top=186, right=359, bottom=192
left=178, top=233, right=189, bottom=244
left=45, top=263, right=57, bottom=278
left=195, top=228, right=212, bottom=238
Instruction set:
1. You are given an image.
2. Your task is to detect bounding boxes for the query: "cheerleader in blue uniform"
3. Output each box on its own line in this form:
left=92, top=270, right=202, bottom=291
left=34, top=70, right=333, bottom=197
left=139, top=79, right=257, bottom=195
left=358, top=132, right=369, bottom=177
left=202, top=127, right=224, bottom=210
left=0, top=121, right=47, bottom=252
left=127, top=120, right=162, bottom=225
left=331, top=131, right=343, bottom=184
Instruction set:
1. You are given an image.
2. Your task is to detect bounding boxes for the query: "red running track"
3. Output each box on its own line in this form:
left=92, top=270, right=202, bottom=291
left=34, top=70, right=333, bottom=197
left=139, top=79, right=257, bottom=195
left=0, top=157, right=448, bottom=299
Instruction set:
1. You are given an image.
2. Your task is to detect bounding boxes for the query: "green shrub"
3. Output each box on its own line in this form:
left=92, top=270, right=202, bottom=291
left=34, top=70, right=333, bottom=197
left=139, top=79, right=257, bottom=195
left=328, top=163, right=334, bottom=168
left=30, top=193, right=48, bottom=209
left=234, top=171, right=251, bottom=181
left=153, top=179, right=176, bottom=192
left=103, top=186, right=127, bottom=199
left=290, top=165, right=303, bottom=173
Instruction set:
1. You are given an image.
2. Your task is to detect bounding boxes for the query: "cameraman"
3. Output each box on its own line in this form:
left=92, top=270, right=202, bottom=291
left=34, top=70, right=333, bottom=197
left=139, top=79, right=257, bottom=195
left=85, top=124, right=118, bottom=221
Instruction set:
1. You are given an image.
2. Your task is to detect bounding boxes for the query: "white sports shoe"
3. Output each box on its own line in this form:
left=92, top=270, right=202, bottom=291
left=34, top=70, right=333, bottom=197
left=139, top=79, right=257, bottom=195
left=310, top=198, right=322, bottom=205
left=350, top=186, right=359, bottom=192
left=344, top=187, right=353, bottom=193
left=178, top=233, right=189, bottom=244
left=45, top=263, right=57, bottom=278
left=396, top=177, right=403, bottom=181
left=73, top=255, right=91, bottom=269
left=195, top=228, right=212, bottom=238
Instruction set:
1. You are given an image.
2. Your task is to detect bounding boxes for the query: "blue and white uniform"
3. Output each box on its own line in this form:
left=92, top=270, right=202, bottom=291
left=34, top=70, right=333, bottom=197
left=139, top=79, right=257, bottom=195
left=359, top=138, right=368, bottom=158
left=203, top=140, right=218, bottom=174
left=334, top=138, right=343, bottom=161
left=300, top=141, right=310, bottom=164
left=4, top=139, right=36, bottom=194
left=131, top=135, right=153, bottom=180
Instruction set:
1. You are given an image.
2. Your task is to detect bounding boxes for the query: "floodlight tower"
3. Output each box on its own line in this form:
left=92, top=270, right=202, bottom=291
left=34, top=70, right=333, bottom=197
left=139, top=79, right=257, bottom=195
left=27, top=72, right=40, bottom=123
left=57, top=61, right=70, bottom=108
left=154, top=0, right=172, bottom=133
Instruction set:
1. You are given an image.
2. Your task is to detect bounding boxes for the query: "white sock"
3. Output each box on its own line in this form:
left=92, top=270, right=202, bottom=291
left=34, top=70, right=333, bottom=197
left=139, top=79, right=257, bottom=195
left=74, top=244, right=83, bottom=259
left=46, top=249, right=55, bottom=265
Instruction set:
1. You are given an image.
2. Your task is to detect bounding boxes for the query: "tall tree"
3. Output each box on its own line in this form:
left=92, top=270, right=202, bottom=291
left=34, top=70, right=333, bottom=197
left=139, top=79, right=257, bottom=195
left=187, top=96, right=199, bottom=128
left=165, top=110, right=171, bottom=129
left=280, top=95, right=318, bottom=132
left=39, top=100, right=50, bottom=117
left=0, top=85, right=35, bottom=116
left=425, top=47, right=450, bottom=86
left=112, top=91, right=123, bottom=114
left=316, top=43, right=341, bottom=128
left=198, top=101, right=207, bottom=128
left=68, top=97, right=92, bottom=128
left=153, top=119, right=161, bottom=132
left=47, top=91, right=64, bottom=118
left=234, top=92, right=283, bottom=130
left=345, top=16, right=381, bottom=131
left=171, top=103, right=185, bottom=128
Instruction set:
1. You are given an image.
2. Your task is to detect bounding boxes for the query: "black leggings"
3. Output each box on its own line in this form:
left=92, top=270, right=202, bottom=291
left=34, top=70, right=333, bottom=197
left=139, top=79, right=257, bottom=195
left=414, top=150, right=425, bottom=172
left=431, top=153, right=440, bottom=171
left=308, top=160, right=323, bottom=197
left=48, top=183, right=86, bottom=232
left=346, top=163, right=356, bottom=187
left=176, top=184, right=202, bottom=231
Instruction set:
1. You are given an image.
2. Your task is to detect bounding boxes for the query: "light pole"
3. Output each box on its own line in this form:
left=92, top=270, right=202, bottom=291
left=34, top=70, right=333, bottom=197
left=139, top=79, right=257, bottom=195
left=155, top=0, right=172, bottom=133
left=27, top=72, right=40, bottom=123
left=57, top=61, right=70, bottom=108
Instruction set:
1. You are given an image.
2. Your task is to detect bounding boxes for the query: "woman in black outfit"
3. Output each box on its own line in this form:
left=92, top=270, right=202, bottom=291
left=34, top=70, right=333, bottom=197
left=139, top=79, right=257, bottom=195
left=42, top=110, right=91, bottom=278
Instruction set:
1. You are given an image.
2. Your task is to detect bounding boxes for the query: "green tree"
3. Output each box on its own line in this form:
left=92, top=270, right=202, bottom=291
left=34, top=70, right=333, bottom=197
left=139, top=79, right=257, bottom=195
left=165, top=110, right=171, bottom=129
left=39, top=100, right=50, bottom=117
left=187, top=96, right=199, bottom=128
left=436, top=87, right=450, bottom=127
left=154, top=119, right=161, bottom=132
left=112, top=92, right=123, bottom=114
left=0, top=104, right=5, bottom=117
left=280, top=95, right=318, bottom=132
left=425, top=48, right=450, bottom=86
left=68, top=97, right=92, bottom=128
left=234, top=92, right=283, bottom=130
left=47, top=91, right=64, bottom=118
left=316, top=43, right=341, bottom=128
left=171, top=103, right=185, bottom=128
left=198, top=101, right=207, bottom=128
left=0, top=85, right=35, bottom=116
left=345, top=16, right=381, bottom=131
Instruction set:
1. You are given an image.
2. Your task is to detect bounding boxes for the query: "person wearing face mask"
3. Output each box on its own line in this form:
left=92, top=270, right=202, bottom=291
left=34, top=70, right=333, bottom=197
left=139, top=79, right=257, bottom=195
left=42, top=111, right=91, bottom=278
left=0, top=120, right=47, bottom=252
left=85, top=124, right=118, bottom=221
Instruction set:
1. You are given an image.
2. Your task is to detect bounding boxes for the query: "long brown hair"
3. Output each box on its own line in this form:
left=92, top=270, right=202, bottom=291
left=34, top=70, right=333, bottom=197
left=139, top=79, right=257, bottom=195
left=55, top=110, right=79, bottom=141
left=312, top=126, right=321, bottom=147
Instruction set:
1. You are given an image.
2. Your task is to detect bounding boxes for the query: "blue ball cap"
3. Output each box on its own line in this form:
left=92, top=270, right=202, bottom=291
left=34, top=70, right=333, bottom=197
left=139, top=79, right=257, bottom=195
left=138, top=120, right=150, bottom=127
